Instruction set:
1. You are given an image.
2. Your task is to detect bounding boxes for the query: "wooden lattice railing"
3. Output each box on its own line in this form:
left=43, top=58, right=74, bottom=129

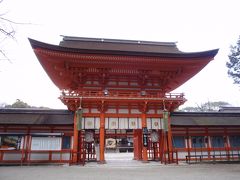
left=60, top=90, right=185, bottom=100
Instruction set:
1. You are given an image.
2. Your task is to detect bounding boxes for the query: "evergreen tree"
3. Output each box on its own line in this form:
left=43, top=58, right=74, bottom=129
left=3, top=99, right=50, bottom=109
left=5, top=99, right=31, bottom=108
left=226, top=36, right=240, bottom=84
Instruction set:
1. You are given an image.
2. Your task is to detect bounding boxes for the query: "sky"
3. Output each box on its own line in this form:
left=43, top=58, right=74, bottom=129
left=0, top=0, right=240, bottom=109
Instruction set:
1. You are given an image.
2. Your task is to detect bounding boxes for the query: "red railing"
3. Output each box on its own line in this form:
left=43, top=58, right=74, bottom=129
left=60, top=90, right=185, bottom=100
left=162, top=150, right=179, bottom=164
left=0, top=149, right=72, bottom=165
left=185, top=148, right=240, bottom=163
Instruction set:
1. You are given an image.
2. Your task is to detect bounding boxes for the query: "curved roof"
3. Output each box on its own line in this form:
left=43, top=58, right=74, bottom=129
left=30, top=37, right=218, bottom=58
left=29, top=37, right=218, bottom=92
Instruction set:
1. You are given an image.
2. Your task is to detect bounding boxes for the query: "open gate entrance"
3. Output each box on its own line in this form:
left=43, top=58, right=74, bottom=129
left=105, top=130, right=134, bottom=163
left=105, top=130, right=134, bottom=152
left=76, top=129, right=168, bottom=165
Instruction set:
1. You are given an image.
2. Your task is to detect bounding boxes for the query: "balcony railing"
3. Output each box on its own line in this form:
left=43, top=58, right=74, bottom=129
left=60, top=90, right=185, bottom=101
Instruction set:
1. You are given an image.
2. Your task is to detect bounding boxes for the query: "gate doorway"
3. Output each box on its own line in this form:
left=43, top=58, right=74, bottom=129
left=105, top=130, right=134, bottom=163
left=79, top=129, right=165, bottom=165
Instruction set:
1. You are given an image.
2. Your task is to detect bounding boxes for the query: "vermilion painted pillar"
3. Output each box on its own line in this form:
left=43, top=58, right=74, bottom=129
left=224, top=128, right=230, bottom=159
left=159, top=130, right=165, bottom=162
left=24, top=127, right=31, bottom=163
left=72, top=112, right=79, bottom=163
left=186, top=128, right=190, bottom=158
left=99, top=112, right=105, bottom=163
left=206, top=127, right=211, bottom=160
left=167, top=114, right=173, bottom=154
left=133, top=129, right=142, bottom=160
left=141, top=113, right=148, bottom=162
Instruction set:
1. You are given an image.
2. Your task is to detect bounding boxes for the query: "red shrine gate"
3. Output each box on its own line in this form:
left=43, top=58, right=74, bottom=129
left=60, top=91, right=185, bottom=164
left=29, top=36, right=218, bottom=164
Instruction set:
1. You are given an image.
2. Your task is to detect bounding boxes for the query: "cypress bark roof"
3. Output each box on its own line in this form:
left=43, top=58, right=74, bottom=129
left=29, top=37, right=219, bottom=58
left=171, top=112, right=240, bottom=126
left=1, top=109, right=240, bottom=126
left=0, top=108, right=73, bottom=125
left=28, top=37, right=219, bottom=93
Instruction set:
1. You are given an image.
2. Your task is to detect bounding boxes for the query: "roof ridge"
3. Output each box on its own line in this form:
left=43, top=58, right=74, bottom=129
left=61, top=35, right=177, bottom=46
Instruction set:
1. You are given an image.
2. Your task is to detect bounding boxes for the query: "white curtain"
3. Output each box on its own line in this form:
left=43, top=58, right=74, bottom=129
left=31, top=137, right=61, bottom=150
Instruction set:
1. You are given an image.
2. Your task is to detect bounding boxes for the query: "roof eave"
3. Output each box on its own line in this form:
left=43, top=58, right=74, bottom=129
left=28, top=38, right=219, bottom=58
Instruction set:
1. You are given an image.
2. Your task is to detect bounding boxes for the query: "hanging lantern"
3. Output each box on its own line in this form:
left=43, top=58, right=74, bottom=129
left=76, top=108, right=83, bottom=130
left=163, top=111, right=169, bottom=132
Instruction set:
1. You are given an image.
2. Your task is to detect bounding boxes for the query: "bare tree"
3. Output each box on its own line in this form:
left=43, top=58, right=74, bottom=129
left=0, top=0, right=17, bottom=61
left=0, top=1, right=31, bottom=63
left=180, top=101, right=231, bottom=112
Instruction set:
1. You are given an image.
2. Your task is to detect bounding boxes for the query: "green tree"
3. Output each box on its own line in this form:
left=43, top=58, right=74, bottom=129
left=226, top=36, right=240, bottom=84
left=180, top=101, right=231, bottom=112
left=2, top=99, right=50, bottom=109
left=5, top=99, right=31, bottom=108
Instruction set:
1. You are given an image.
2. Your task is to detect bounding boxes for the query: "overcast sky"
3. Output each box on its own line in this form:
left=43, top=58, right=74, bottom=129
left=1, top=0, right=240, bottom=109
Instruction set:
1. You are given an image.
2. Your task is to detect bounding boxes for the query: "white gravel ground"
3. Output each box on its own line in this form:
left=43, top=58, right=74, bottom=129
left=1, top=153, right=240, bottom=180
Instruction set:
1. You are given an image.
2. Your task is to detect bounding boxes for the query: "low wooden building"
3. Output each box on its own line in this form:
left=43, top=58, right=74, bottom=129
left=1, top=108, right=239, bottom=165
left=0, top=108, right=73, bottom=164
left=172, top=112, right=240, bottom=163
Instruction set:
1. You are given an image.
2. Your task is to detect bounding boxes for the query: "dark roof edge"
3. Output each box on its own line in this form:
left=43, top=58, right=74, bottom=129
left=171, top=125, right=240, bottom=127
left=28, top=38, right=219, bottom=58
left=171, top=111, right=240, bottom=117
left=0, top=108, right=72, bottom=115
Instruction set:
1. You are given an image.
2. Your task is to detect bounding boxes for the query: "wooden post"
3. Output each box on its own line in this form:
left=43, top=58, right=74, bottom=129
left=133, top=129, right=142, bottom=160
left=224, top=127, right=230, bottom=160
left=24, top=127, right=31, bottom=164
left=159, top=130, right=164, bottom=163
left=72, top=111, right=79, bottom=163
left=164, top=132, right=168, bottom=164
left=163, top=110, right=173, bottom=163
left=141, top=112, right=148, bottom=162
left=167, top=114, right=173, bottom=156
left=99, top=112, right=106, bottom=163
left=186, top=128, right=191, bottom=159
left=206, top=127, right=211, bottom=160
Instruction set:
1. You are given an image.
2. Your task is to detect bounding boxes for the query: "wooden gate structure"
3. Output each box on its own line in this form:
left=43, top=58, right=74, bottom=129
left=27, top=36, right=218, bottom=164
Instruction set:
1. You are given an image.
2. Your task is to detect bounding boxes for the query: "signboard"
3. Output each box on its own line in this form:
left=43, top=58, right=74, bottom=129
left=105, top=138, right=116, bottom=149
left=142, top=127, right=148, bottom=147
